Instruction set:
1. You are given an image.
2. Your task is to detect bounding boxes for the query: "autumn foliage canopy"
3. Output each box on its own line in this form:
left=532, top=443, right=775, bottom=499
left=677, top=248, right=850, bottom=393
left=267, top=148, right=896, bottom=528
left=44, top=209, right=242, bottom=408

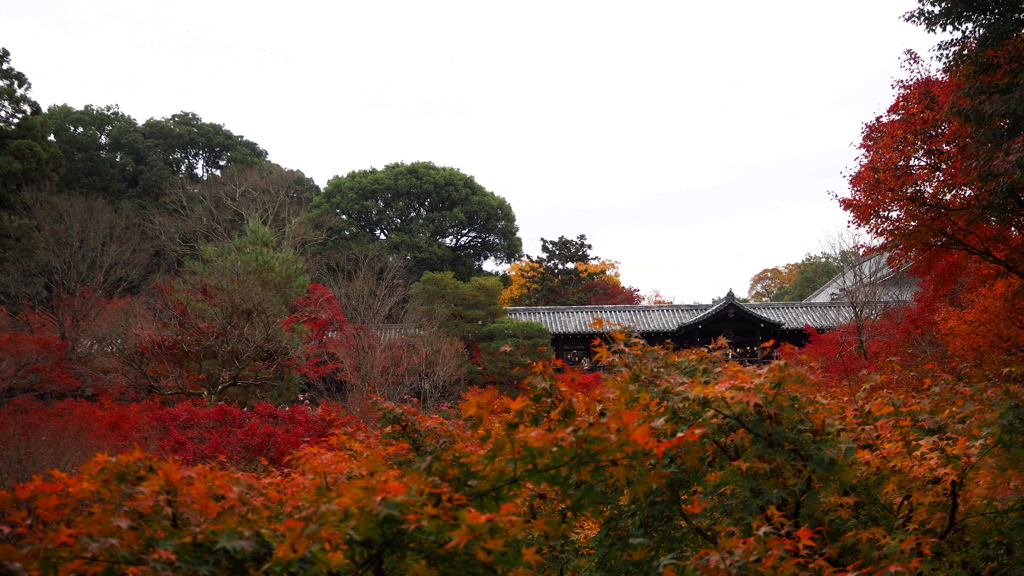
left=6, top=336, right=1024, bottom=574
left=7, top=3, right=1024, bottom=574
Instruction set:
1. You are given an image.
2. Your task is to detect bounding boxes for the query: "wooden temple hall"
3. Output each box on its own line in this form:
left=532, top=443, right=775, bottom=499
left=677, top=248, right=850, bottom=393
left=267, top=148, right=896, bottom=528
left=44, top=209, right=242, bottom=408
left=505, top=290, right=860, bottom=364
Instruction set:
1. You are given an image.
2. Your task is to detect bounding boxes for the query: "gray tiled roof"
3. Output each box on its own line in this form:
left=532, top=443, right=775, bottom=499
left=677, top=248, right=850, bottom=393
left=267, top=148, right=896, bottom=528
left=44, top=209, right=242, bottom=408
left=680, top=292, right=782, bottom=329
left=804, top=252, right=918, bottom=303
left=506, top=304, right=707, bottom=334
left=742, top=302, right=858, bottom=331
left=506, top=301, right=860, bottom=335
left=374, top=324, right=420, bottom=340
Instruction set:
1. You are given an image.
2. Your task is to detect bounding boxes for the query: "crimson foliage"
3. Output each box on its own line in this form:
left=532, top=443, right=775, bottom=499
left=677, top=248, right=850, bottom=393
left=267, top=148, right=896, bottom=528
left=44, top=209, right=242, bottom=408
left=143, top=401, right=347, bottom=469
left=0, top=397, right=348, bottom=484
left=0, top=307, right=82, bottom=402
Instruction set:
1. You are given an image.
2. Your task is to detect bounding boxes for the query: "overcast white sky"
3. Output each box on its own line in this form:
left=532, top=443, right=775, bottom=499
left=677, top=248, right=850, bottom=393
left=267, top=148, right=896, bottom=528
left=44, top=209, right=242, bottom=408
left=3, top=1, right=939, bottom=303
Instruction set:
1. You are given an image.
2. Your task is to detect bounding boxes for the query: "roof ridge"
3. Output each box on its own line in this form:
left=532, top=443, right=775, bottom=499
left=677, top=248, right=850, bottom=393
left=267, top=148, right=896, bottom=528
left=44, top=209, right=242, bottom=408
left=504, top=303, right=709, bottom=312
left=678, top=297, right=783, bottom=329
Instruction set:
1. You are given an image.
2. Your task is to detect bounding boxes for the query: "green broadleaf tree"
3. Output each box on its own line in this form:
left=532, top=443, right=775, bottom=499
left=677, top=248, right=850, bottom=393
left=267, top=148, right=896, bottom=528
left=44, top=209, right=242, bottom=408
left=312, top=161, right=523, bottom=280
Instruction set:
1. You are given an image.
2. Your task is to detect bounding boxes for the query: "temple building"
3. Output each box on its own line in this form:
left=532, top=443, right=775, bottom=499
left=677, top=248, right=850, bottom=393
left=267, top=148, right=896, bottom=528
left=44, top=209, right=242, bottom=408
left=505, top=251, right=919, bottom=364
left=506, top=290, right=866, bottom=364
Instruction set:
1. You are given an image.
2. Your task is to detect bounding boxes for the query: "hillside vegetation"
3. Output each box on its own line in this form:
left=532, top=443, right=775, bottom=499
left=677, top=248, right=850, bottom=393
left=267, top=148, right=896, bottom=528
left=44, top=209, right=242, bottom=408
left=5, top=1, right=1024, bottom=573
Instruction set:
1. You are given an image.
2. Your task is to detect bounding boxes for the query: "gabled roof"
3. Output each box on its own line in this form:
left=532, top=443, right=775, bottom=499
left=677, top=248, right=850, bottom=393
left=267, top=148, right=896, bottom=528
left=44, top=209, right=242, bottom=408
left=506, top=299, right=858, bottom=335
left=804, top=252, right=917, bottom=303
left=677, top=290, right=782, bottom=330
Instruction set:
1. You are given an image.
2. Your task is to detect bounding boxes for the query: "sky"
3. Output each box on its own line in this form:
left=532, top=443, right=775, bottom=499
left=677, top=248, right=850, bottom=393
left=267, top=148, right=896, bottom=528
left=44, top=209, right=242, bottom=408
left=3, top=1, right=941, bottom=303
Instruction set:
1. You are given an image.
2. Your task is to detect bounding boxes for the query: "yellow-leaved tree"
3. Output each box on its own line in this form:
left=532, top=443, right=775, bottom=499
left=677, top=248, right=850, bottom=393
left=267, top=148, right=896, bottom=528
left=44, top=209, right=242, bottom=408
left=501, top=235, right=641, bottom=306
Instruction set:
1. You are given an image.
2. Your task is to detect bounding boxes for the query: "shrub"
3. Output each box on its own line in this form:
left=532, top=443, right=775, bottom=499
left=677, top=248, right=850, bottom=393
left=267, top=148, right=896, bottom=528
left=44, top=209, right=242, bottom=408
left=0, top=398, right=143, bottom=486
left=0, top=397, right=348, bottom=485
left=142, top=400, right=347, bottom=470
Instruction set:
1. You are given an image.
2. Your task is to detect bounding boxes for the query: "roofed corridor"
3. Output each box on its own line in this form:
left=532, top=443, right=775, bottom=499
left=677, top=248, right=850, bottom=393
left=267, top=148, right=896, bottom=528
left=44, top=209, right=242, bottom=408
left=506, top=291, right=883, bottom=366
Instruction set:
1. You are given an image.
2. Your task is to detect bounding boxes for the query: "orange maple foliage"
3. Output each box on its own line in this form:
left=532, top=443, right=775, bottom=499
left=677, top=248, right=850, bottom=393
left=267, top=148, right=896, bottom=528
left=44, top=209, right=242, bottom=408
left=4, top=334, right=1023, bottom=574
left=934, top=270, right=1024, bottom=373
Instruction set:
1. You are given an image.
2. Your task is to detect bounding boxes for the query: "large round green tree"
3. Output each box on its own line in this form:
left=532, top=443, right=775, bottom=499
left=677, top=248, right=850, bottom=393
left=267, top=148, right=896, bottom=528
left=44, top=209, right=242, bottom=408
left=312, top=161, right=522, bottom=280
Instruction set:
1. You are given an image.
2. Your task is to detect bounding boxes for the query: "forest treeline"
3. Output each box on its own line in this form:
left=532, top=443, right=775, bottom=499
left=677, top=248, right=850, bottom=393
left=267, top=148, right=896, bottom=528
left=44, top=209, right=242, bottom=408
left=0, top=44, right=652, bottom=411
left=6, top=0, right=1024, bottom=573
